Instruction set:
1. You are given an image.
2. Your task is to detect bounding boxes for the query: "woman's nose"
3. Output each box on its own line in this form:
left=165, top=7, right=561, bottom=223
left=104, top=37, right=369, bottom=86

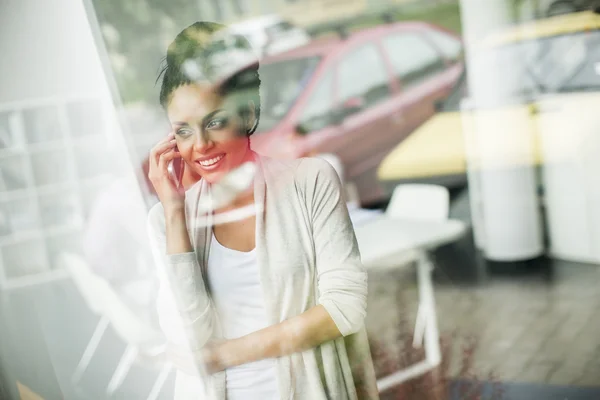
left=193, top=131, right=214, bottom=152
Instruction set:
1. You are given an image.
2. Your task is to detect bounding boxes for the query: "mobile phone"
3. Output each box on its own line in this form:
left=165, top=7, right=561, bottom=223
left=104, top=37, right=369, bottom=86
left=169, top=148, right=185, bottom=189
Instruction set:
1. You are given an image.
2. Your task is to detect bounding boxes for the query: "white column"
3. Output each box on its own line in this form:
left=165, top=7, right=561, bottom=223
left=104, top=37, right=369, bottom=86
left=459, top=0, right=544, bottom=261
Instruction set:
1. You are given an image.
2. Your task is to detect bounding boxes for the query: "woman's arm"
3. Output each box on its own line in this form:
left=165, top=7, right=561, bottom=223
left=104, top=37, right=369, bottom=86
left=202, top=305, right=339, bottom=372
left=164, top=205, right=193, bottom=254
left=148, top=203, right=215, bottom=350
left=199, top=158, right=367, bottom=372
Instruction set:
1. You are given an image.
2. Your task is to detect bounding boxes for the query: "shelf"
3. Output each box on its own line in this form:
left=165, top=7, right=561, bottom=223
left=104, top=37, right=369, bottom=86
left=0, top=153, right=32, bottom=191
left=0, top=229, right=43, bottom=247
left=2, top=236, right=49, bottom=279
left=35, top=181, right=78, bottom=196
left=0, top=175, right=113, bottom=201
left=0, top=134, right=109, bottom=156
left=31, top=148, right=76, bottom=186
left=0, top=95, right=114, bottom=286
left=38, top=190, right=83, bottom=230
left=27, top=139, right=67, bottom=153
left=0, top=268, right=69, bottom=290
left=0, top=187, right=30, bottom=201
left=71, top=133, right=107, bottom=147
left=0, top=147, right=28, bottom=159
left=0, top=196, right=41, bottom=239
left=0, top=109, right=22, bottom=150
left=46, top=229, right=84, bottom=271
left=45, top=223, right=83, bottom=238
left=0, top=224, right=83, bottom=247
left=22, top=104, right=63, bottom=145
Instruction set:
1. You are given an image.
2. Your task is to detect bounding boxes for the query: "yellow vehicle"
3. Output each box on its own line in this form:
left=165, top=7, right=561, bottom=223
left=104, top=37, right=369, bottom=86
left=377, top=11, right=600, bottom=193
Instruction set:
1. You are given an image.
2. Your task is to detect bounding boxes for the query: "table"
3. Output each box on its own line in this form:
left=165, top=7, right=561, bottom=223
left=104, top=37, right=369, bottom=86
left=355, top=217, right=466, bottom=268
left=347, top=205, right=383, bottom=228
left=354, top=216, right=467, bottom=392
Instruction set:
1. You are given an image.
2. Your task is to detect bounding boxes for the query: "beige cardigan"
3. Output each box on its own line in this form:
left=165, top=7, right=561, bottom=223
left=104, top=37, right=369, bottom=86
left=147, top=154, right=378, bottom=399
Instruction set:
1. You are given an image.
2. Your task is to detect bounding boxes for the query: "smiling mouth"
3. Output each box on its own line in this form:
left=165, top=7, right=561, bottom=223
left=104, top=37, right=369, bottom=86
left=197, top=154, right=225, bottom=167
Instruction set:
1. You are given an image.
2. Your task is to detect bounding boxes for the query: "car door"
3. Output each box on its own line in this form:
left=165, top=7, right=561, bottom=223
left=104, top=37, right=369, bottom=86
left=381, top=30, right=459, bottom=139
left=298, top=42, right=402, bottom=203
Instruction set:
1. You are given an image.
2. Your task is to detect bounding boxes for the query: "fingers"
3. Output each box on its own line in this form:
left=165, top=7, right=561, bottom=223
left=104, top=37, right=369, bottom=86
left=177, top=157, right=186, bottom=187
left=150, top=138, right=177, bottom=164
left=150, top=133, right=174, bottom=153
left=148, top=133, right=180, bottom=183
left=157, top=148, right=181, bottom=175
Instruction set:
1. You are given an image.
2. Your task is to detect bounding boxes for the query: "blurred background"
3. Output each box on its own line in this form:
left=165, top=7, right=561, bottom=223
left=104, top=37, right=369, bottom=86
left=2, top=0, right=600, bottom=398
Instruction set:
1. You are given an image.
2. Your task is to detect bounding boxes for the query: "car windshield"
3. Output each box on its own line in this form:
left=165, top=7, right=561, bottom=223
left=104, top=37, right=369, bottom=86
left=527, top=30, right=600, bottom=93
left=474, top=30, right=600, bottom=102
left=442, top=30, right=600, bottom=111
left=256, top=56, right=321, bottom=133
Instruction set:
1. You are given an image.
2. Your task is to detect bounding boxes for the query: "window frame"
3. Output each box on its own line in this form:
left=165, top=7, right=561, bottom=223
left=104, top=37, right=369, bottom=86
left=380, top=28, right=449, bottom=90
left=421, top=28, right=464, bottom=65
left=332, top=40, right=396, bottom=110
left=295, top=68, right=336, bottom=134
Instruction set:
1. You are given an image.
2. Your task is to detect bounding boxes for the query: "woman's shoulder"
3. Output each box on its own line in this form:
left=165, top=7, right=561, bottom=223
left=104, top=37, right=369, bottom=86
left=259, top=154, right=339, bottom=184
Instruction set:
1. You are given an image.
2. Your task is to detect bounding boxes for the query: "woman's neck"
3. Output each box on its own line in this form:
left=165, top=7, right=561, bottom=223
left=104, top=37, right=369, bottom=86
left=217, top=147, right=256, bottom=212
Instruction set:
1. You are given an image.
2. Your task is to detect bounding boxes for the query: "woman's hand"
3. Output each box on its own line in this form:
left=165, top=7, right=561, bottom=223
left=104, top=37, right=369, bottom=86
left=166, top=341, right=226, bottom=375
left=148, top=133, right=185, bottom=210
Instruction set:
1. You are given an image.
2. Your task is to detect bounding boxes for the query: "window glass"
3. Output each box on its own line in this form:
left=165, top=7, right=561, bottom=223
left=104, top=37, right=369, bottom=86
left=383, top=33, right=445, bottom=87
left=424, top=29, right=463, bottom=61
left=256, top=56, right=321, bottom=133
left=338, top=44, right=390, bottom=110
left=298, top=70, right=334, bottom=132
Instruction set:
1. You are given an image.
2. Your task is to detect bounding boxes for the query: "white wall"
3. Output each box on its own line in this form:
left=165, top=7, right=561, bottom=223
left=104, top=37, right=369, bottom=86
left=0, top=0, right=109, bottom=104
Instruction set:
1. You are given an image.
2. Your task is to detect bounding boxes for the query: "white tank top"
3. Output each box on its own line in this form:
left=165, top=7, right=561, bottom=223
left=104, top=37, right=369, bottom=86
left=207, top=234, right=279, bottom=400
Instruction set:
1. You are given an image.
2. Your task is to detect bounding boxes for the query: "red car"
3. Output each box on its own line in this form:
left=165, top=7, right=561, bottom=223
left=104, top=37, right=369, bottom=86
left=250, top=21, right=464, bottom=205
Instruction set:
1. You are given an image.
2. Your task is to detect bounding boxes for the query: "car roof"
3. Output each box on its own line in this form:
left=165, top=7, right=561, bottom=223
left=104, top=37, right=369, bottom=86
left=481, top=10, right=600, bottom=48
left=261, top=21, right=438, bottom=63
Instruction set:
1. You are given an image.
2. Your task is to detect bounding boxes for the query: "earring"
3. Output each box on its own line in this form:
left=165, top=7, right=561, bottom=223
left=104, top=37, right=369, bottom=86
left=247, top=119, right=258, bottom=135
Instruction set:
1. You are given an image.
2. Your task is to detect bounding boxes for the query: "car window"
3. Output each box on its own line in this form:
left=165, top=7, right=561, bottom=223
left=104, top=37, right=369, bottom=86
left=383, top=33, right=446, bottom=88
left=297, top=70, right=334, bottom=133
left=338, top=43, right=391, bottom=110
left=266, top=21, right=295, bottom=36
left=255, top=56, right=321, bottom=133
left=424, top=29, right=463, bottom=62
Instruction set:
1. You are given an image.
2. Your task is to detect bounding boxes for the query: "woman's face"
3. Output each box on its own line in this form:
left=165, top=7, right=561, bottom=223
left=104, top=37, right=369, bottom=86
left=167, top=83, right=252, bottom=184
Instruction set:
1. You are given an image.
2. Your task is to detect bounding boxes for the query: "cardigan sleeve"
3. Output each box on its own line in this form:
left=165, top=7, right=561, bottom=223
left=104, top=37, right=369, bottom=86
left=147, top=203, right=214, bottom=349
left=299, top=157, right=368, bottom=336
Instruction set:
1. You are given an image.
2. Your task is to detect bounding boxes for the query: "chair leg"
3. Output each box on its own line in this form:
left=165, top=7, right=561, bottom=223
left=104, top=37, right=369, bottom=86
left=417, top=252, right=441, bottom=366
left=72, top=316, right=110, bottom=385
left=106, top=345, right=138, bottom=397
left=147, top=363, right=172, bottom=400
left=412, top=303, right=426, bottom=349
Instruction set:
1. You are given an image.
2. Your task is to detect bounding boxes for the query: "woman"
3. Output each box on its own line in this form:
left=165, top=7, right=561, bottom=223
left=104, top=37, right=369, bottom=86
left=147, top=21, right=378, bottom=400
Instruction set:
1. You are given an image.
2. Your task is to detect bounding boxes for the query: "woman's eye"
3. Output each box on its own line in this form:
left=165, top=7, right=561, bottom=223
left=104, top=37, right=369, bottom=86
left=176, top=128, right=193, bottom=136
left=205, top=117, right=228, bottom=130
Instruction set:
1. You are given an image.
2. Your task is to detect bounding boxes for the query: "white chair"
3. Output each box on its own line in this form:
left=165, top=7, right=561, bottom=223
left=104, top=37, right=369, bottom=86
left=386, top=184, right=450, bottom=221
left=382, top=184, right=449, bottom=389
left=62, top=252, right=172, bottom=399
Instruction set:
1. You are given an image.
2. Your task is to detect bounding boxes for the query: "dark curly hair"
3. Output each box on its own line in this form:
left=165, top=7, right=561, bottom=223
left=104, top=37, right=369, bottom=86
left=157, top=21, right=261, bottom=135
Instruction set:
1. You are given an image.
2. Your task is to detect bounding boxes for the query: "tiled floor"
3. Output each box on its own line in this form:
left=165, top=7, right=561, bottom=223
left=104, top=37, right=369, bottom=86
left=366, top=256, right=600, bottom=389
left=3, top=187, right=600, bottom=400
left=2, top=254, right=600, bottom=399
